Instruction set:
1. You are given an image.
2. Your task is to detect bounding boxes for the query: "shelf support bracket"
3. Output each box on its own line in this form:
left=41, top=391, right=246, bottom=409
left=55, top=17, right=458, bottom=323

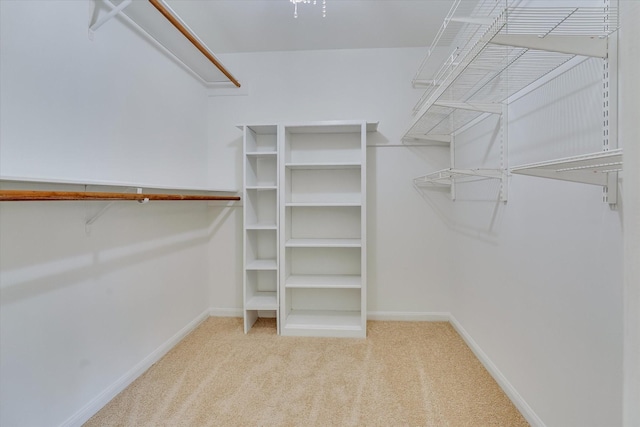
left=85, top=187, right=143, bottom=231
left=434, top=101, right=502, bottom=114
left=89, top=0, right=133, bottom=34
left=488, top=34, right=609, bottom=59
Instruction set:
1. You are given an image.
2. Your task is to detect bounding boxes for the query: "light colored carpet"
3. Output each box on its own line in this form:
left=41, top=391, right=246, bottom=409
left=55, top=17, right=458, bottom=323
left=85, top=317, right=529, bottom=426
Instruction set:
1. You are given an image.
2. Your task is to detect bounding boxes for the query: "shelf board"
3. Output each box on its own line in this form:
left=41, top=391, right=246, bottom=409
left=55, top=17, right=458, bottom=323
left=510, top=149, right=623, bottom=186
left=245, top=259, right=277, bottom=270
left=245, top=223, right=277, bottom=230
left=245, top=292, right=278, bottom=310
left=285, top=202, right=361, bottom=208
left=285, top=162, right=361, bottom=170
left=246, top=151, right=277, bottom=157
left=285, top=275, right=361, bottom=289
left=285, top=238, right=361, bottom=248
left=284, top=310, right=362, bottom=331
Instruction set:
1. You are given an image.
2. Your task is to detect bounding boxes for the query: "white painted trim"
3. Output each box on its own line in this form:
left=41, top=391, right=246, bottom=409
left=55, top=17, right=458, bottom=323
left=367, top=311, right=450, bottom=321
left=209, top=307, right=243, bottom=317
left=449, top=315, right=546, bottom=427
left=59, top=309, right=211, bottom=427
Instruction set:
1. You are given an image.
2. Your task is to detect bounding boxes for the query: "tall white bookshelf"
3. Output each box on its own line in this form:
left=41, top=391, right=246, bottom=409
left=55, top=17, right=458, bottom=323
left=243, top=125, right=279, bottom=333
left=279, top=121, right=368, bottom=338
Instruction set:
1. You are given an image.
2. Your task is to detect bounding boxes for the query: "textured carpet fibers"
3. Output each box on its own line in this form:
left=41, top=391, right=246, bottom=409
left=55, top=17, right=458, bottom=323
left=85, top=317, right=528, bottom=426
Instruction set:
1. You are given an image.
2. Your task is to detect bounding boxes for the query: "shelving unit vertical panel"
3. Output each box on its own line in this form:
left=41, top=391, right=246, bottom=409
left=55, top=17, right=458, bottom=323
left=243, top=125, right=279, bottom=334
left=278, top=125, right=288, bottom=335
left=359, top=122, right=367, bottom=334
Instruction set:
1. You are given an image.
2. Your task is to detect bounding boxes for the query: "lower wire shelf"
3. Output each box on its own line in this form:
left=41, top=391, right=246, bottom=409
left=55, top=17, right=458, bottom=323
left=413, top=168, right=506, bottom=186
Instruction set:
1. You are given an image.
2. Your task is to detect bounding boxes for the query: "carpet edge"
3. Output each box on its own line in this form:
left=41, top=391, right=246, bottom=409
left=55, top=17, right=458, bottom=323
left=449, top=314, right=546, bottom=427
left=59, top=309, right=211, bottom=427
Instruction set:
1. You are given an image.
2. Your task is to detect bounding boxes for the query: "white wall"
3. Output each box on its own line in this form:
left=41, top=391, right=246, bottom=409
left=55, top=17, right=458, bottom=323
left=449, top=57, right=624, bottom=426
left=206, top=48, right=453, bottom=316
left=0, top=1, right=216, bottom=425
left=2, top=1, right=633, bottom=426
left=0, top=0, right=208, bottom=187
left=620, top=1, right=640, bottom=425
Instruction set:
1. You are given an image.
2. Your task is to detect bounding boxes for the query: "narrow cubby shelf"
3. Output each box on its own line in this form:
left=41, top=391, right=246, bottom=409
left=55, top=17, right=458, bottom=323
left=243, top=124, right=279, bottom=334
left=246, top=259, right=278, bottom=270
left=245, top=292, right=278, bottom=310
left=285, top=238, right=362, bottom=248
left=283, top=310, right=363, bottom=333
left=246, top=151, right=277, bottom=157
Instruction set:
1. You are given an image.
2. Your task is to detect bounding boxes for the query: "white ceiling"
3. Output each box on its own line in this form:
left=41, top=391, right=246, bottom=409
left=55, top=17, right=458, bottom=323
left=165, top=0, right=459, bottom=54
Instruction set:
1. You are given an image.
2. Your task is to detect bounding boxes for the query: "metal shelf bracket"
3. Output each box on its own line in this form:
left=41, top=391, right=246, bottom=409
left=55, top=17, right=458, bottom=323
left=89, top=0, right=133, bottom=34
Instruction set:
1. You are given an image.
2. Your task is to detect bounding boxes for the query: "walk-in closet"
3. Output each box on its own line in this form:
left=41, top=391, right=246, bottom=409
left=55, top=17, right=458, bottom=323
left=1, top=0, right=638, bottom=426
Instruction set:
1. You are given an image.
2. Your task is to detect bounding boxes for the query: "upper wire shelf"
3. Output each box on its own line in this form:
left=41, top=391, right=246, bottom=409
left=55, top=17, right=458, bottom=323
left=406, top=1, right=619, bottom=140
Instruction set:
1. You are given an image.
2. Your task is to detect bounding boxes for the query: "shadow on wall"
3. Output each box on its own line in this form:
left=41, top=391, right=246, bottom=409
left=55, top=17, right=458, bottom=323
left=412, top=183, right=505, bottom=245
left=408, top=114, right=507, bottom=243
left=0, top=201, right=237, bottom=305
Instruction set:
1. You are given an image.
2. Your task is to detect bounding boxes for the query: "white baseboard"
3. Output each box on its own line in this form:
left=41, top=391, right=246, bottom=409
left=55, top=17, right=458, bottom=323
left=367, top=311, right=451, bottom=321
left=60, top=309, right=211, bottom=427
left=449, top=315, right=545, bottom=427
left=209, top=307, right=243, bottom=317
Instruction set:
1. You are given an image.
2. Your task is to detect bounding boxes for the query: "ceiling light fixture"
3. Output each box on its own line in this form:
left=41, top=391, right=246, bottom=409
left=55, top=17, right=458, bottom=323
left=290, top=0, right=326, bottom=18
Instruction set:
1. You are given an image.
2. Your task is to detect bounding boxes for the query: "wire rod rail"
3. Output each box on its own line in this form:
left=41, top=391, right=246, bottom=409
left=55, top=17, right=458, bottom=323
left=0, top=190, right=241, bottom=202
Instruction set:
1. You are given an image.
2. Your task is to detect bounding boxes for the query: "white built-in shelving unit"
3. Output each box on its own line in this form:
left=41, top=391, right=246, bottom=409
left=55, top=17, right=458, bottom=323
left=406, top=0, right=621, bottom=205
left=242, top=121, right=375, bottom=337
left=242, top=125, right=279, bottom=333
left=280, top=121, right=369, bottom=338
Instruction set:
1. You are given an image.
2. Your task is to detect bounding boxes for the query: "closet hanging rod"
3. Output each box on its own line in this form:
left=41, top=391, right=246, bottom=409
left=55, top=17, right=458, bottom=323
left=0, top=190, right=240, bottom=202
left=147, top=0, right=241, bottom=88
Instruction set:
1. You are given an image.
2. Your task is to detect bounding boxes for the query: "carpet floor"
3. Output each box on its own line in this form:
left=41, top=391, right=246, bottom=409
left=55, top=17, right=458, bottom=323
left=85, top=317, right=529, bottom=426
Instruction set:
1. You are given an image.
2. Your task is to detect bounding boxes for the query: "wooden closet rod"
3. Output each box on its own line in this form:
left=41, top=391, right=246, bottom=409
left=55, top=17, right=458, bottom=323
left=148, top=0, right=241, bottom=88
left=0, top=190, right=240, bottom=202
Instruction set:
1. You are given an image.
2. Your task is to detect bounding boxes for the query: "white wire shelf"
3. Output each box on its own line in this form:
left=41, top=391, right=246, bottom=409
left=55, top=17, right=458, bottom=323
left=406, top=2, right=618, bottom=139
left=413, top=168, right=506, bottom=186
left=510, top=149, right=622, bottom=186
